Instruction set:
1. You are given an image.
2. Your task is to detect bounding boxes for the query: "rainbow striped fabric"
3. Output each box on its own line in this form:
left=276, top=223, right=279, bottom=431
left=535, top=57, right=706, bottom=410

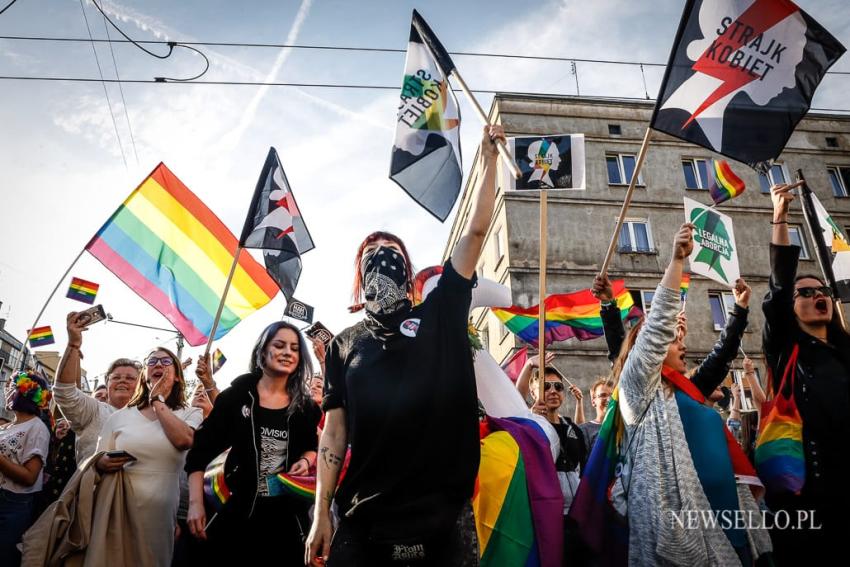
left=28, top=326, right=55, bottom=348
left=708, top=159, right=746, bottom=205
left=475, top=416, right=563, bottom=567
left=491, top=280, right=639, bottom=347
left=86, top=164, right=279, bottom=346
left=66, top=277, right=100, bottom=305
left=266, top=472, right=316, bottom=501
left=568, top=386, right=628, bottom=566
left=212, top=348, right=226, bottom=374
left=680, top=272, right=691, bottom=301
left=203, top=450, right=231, bottom=511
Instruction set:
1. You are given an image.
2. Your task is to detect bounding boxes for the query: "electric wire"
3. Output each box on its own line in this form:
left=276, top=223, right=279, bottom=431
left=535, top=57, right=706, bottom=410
left=101, top=11, right=139, bottom=165
left=0, top=0, right=19, bottom=16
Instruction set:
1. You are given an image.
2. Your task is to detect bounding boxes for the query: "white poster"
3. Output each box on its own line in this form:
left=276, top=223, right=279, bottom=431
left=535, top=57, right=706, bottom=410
left=684, top=197, right=740, bottom=286
left=504, top=134, right=585, bottom=191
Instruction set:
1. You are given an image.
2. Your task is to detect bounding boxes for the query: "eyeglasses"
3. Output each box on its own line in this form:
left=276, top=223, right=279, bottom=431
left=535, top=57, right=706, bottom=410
left=543, top=381, right=564, bottom=392
left=794, top=286, right=833, bottom=299
left=145, top=356, right=174, bottom=367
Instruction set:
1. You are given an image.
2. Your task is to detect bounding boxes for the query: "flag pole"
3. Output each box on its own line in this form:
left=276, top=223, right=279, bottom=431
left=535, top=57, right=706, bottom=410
left=19, top=248, right=87, bottom=371
left=689, top=201, right=720, bottom=225
left=796, top=169, right=848, bottom=331
left=449, top=70, right=522, bottom=180
left=204, top=247, right=243, bottom=357
left=600, top=128, right=653, bottom=276
left=537, top=189, right=548, bottom=402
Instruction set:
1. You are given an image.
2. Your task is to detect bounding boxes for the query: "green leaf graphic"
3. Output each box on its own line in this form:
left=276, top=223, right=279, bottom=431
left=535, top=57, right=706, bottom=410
left=691, top=208, right=732, bottom=283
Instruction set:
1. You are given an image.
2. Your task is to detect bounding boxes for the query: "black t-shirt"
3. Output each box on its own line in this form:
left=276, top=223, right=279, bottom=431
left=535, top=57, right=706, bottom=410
left=552, top=417, right=585, bottom=473
left=255, top=406, right=290, bottom=496
left=323, top=260, right=479, bottom=536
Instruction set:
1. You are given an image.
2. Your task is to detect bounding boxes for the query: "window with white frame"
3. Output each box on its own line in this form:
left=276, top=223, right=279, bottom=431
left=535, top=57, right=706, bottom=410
left=709, top=292, right=737, bottom=330
left=682, top=158, right=710, bottom=190
left=493, top=226, right=504, bottom=264
left=788, top=224, right=811, bottom=260
left=606, top=153, right=644, bottom=185
left=827, top=166, right=850, bottom=198
left=758, top=163, right=788, bottom=193
left=629, top=289, right=655, bottom=313
left=481, top=324, right=489, bottom=352
left=618, top=219, right=653, bottom=253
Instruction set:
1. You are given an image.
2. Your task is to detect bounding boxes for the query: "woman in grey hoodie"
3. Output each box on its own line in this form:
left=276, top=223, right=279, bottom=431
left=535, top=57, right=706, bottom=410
left=612, top=223, right=769, bottom=566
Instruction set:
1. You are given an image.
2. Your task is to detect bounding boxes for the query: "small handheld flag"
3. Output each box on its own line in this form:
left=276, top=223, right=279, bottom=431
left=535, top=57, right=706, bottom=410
left=212, top=349, right=226, bottom=374
left=28, top=326, right=55, bottom=348
left=680, top=273, right=691, bottom=302
left=66, top=277, right=100, bottom=305
left=708, top=160, right=745, bottom=205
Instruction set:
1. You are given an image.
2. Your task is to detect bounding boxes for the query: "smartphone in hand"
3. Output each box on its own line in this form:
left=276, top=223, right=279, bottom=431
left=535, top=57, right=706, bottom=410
left=106, top=450, right=137, bottom=461
left=76, top=304, right=107, bottom=328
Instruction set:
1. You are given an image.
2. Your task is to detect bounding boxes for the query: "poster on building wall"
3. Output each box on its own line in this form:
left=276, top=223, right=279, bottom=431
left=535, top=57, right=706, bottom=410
left=504, top=134, right=586, bottom=191
left=684, top=196, right=740, bottom=286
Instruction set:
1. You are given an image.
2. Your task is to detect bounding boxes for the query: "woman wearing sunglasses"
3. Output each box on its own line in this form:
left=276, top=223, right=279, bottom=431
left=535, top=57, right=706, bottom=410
left=764, top=183, right=850, bottom=564
left=94, top=347, right=202, bottom=567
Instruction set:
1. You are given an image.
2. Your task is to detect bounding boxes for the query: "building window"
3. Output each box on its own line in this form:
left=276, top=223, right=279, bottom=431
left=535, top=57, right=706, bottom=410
left=606, top=153, right=644, bottom=185
left=608, top=124, right=622, bottom=136
left=788, top=224, right=811, bottom=260
left=618, top=219, right=653, bottom=253
left=481, top=324, right=489, bottom=352
left=732, top=368, right=762, bottom=411
left=826, top=137, right=839, bottom=148
left=709, top=292, right=736, bottom=330
left=493, top=226, right=504, bottom=263
left=630, top=289, right=655, bottom=313
left=682, top=158, right=710, bottom=190
left=758, top=164, right=788, bottom=193
left=500, top=319, right=509, bottom=341
left=827, top=166, right=850, bottom=198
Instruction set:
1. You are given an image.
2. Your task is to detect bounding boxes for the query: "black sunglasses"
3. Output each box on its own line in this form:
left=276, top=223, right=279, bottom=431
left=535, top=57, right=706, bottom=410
left=794, top=286, right=833, bottom=299
left=544, top=381, right=565, bottom=392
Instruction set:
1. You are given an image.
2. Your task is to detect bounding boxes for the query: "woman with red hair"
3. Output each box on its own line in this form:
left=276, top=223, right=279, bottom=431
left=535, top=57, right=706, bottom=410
left=307, top=125, right=505, bottom=566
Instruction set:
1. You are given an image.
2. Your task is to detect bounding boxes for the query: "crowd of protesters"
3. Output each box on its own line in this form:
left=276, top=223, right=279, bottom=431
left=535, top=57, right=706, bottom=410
left=1, top=131, right=848, bottom=566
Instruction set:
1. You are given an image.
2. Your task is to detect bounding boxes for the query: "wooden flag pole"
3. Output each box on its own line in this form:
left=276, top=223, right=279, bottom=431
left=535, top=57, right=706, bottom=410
left=450, top=70, right=522, bottom=180
left=20, top=248, right=87, bottom=372
left=600, top=128, right=653, bottom=276
left=204, top=247, right=243, bottom=357
left=537, top=190, right=549, bottom=403
left=689, top=201, right=720, bottom=225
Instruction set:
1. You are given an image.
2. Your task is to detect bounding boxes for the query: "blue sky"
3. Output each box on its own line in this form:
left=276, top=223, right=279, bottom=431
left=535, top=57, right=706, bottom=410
left=1, top=0, right=848, bottom=385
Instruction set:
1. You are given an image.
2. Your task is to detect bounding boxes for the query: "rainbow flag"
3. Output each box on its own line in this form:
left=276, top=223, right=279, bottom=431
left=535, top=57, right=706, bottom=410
left=86, top=163, right=279, bottom=346
left=680, top=272, right=691, bottom=302
left=568, top=386, right=628, bottom=566
left=28, top=326, right=55, bottom=348
left=203, top=450, right=231, bottom=511
left=475, top=416, right=563, bottom=567
left=66, top=277, right=100, bottom=305
left=708, top=159, right=746, bottom=205
left=266, top=472, right=316, bottom=501
left=212, top=349, right=226, bottom=374
left=491, top=280, right=639, bottom=347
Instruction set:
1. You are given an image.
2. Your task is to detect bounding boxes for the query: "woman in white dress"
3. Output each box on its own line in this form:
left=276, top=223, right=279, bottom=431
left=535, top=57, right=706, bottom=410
left=95, top=347, right=202, bottom=567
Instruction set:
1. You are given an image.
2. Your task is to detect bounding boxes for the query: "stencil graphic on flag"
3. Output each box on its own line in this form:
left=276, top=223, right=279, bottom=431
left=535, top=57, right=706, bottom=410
left=651, top=0, right=845, bottom=169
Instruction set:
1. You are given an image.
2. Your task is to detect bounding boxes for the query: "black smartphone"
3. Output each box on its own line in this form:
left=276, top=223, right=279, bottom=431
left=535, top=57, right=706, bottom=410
left=75, top=304, right=107, bottom=328
left=106, top=450, right=137, bottom=461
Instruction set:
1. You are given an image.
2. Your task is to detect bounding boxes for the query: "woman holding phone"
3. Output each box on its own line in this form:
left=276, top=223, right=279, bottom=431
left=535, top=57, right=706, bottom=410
left=94, top=347, right=202, bottom=567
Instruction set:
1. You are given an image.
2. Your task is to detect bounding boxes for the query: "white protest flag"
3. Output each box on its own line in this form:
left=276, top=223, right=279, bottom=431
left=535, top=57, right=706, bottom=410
left=684, top=196, right=740, bottom=286
left=810, top=192, right=850, bottom=299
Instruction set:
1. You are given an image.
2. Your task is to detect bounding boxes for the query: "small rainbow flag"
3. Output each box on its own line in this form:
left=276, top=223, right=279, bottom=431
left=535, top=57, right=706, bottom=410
left=491, top=280, right=639, bottom=347
left=680, top=272, right=691, bottom=302
left=66, top=277, right=100, bottom=305
left=203, top=450, right=231, bottom=511
left=28, top=326, right=55, bottom=348
left=266, top=472, right=316, bottom=501
left=708, top=159, right=746, bottom=205
left=212, top=349, right=226, bottom=374
left=85, top=163, right=279, bottom=347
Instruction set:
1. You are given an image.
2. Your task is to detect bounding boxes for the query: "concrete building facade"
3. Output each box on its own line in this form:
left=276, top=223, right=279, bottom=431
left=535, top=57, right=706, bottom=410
left=444, top=94, right=850, bottom=416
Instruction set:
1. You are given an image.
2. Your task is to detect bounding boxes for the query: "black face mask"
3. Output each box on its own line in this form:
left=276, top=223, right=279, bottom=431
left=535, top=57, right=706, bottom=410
left=361, top=246, right=408, bottom=315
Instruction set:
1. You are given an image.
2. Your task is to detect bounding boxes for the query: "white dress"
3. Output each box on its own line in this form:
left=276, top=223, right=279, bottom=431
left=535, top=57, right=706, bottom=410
left=96, top=405, right=202, bottom=567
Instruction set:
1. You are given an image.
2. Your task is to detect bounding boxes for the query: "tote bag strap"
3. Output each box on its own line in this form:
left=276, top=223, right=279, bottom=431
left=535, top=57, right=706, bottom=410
left=774, top=344, right=800, bottom=401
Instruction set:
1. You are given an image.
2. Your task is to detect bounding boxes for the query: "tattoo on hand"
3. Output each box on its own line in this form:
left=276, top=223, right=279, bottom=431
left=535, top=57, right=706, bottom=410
left=320, top=446, right=342, bottom=467
left=323, top=489, right=334, bottom=504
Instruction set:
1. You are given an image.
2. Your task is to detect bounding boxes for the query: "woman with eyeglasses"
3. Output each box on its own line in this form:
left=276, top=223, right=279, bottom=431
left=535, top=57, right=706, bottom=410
left=93, top=347, right=202, bottom=567
left=763, top=183, right=850, bottom=564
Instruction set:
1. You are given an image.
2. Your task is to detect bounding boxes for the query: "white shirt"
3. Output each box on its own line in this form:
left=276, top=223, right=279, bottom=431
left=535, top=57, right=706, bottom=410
left=0, top=417, right=50, bottom=493
left=54, top=382, right=117, bottom=464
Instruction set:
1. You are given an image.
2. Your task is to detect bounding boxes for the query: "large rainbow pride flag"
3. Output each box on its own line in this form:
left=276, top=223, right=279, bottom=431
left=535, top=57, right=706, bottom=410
left=86, top=163, right=279, bottom=346
left=491, top=280, right=639, bottom=347
left=475, top=416, right=563, bottom=567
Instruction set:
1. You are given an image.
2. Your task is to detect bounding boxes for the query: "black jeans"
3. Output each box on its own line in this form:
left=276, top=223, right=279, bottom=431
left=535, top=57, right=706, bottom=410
left=0, top=489, right=35, bottom=567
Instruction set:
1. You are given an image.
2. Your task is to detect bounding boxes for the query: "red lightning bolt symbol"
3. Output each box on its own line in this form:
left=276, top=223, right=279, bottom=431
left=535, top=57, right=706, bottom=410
left=272, top=192, right=297, bottom=240
left=683, top=0, right=798, bottom=129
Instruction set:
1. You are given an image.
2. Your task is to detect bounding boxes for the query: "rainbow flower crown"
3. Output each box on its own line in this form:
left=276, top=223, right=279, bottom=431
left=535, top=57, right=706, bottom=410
left=13, top=372, right=52, bottom=410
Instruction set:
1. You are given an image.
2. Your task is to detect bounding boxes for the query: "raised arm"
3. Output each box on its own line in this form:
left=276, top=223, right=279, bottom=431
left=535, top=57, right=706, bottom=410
left=742, top=357, right=766, bottom=411
left=515, top=351, right=554, bottom=400
left=54, top=312, right=100, bottom=430
left=690, top=279, right=750, bottom=397
left=618, top=224, right=693, bottom=424
left=450, top=125, right=506, bottom=279
left=306, top=408, right=348, bottom=565
left=592, top=274, right=626, bottom=363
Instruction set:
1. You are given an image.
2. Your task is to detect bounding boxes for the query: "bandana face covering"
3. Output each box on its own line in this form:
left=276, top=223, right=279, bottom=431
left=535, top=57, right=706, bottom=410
left=361, top=246, right=409, bottom=315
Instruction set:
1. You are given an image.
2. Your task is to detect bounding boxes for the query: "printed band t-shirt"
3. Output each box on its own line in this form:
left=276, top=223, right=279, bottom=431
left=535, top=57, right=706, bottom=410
left=322, top=260, right=479, bottom=532
left=255, top=405, right=289, bottom=496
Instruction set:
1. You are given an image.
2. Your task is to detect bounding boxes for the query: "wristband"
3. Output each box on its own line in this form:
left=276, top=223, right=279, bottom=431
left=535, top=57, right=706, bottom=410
left=600, top=300, right=616, bottom=307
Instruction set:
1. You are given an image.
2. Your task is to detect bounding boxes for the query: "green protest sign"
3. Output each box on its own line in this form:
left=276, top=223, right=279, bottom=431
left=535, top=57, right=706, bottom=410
left=684, top=197, right=740, bottom=286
